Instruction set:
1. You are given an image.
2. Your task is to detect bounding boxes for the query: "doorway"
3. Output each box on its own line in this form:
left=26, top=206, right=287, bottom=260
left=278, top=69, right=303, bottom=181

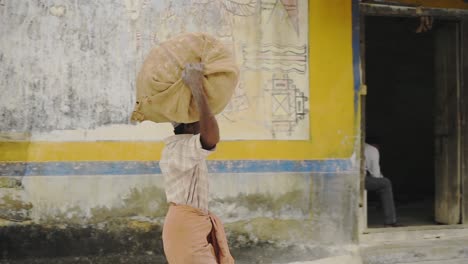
left=363, top=15, right=465, bottom=228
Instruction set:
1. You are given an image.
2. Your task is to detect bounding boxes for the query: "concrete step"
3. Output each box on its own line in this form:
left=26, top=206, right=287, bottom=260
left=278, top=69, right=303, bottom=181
left=361, top=237, right=468, bottom=264
left=397, top=259, right=468, bottom=264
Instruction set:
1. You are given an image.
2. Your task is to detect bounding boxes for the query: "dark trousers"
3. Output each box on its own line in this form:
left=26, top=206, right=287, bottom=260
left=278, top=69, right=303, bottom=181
left=365, top=176, right=397, bottom=224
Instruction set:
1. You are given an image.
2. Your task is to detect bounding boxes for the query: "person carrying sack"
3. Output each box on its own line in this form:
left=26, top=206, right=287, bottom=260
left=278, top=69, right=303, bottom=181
left=159, top=63, right=235, bottom=264
left=131, top=33, right=238, bottom=263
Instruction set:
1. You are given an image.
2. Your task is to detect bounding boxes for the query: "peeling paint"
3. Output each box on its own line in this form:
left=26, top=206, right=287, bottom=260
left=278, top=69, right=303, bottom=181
left=226, top=218, right=313, bottom=247
left=1, top=194, right=32, bottom=210
left=211, top=190, right=308, bottom=220
left=0, top=177, right=22, bottom=188
left=0, top=0, right=135, bottom=133
left=49, top=5, right=66, bottom=17
left=36, top=186, right=168, bottom=225
left=0, top=193, right=32, bottom=222
left=88, top=186, right=168, bottom=224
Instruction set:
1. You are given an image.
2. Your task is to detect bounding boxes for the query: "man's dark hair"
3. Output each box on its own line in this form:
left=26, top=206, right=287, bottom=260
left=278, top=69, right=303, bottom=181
left=174, top=124, right=185, bottom=135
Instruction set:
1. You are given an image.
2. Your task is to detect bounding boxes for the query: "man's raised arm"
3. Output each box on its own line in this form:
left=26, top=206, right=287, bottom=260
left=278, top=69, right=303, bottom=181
left=182, top=63, right=219, bottom=150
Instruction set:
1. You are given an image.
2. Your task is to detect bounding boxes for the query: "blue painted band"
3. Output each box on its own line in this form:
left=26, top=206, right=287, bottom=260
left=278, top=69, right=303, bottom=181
left=0, top=160, right=353, bottom=176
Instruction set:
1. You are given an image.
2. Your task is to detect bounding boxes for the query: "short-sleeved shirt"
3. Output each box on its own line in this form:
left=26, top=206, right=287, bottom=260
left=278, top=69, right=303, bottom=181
left=364, top=143, right=383, bottom=178
left=159, top=134, right=214, bottom=212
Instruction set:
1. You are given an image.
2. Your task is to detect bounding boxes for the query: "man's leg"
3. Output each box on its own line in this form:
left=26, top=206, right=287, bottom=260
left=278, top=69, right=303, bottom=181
left=365, top=176, right=397, bottom=225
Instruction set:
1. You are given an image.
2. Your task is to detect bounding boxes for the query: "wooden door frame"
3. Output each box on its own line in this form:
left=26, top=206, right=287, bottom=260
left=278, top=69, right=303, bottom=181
left=434, top=21, right=462, bottom=224
left=358, top=2, right=468, bottom=232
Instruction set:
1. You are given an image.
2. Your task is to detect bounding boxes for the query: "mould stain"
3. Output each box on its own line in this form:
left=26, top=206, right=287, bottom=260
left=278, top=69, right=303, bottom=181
left=211, top=189, right=307, bottom=216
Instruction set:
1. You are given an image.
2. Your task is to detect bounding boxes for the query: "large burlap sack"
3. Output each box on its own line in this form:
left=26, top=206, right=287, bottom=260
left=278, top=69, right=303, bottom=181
left=131, top=32, right=239, bottom=124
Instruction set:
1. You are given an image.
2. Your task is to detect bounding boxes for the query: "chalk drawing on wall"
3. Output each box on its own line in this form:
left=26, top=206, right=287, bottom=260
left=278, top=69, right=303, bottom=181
left=260, top=0, right=299, bottom=35
left=280, top=0, right=299, bottom=34
left=242, top=43, right=307, bottom=74
left=266, top=74, right=308, bottom=137
left=219, top=0, right=258, bottom=17
left=136, top=0, right=241, bottom=60
left=222, top=82, right=249, bottom=115
left=124, top=0, right=144, bottom=20
left=134, top=0, right=310, bottom=140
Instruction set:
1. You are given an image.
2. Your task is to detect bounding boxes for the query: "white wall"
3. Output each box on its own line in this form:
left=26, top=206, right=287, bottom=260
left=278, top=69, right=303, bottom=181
left=0, top=0, right=310, bottom=141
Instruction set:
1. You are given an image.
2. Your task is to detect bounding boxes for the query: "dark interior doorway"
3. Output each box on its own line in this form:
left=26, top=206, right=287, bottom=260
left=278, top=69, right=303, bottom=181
left=365, top=16, right=439, bottom=227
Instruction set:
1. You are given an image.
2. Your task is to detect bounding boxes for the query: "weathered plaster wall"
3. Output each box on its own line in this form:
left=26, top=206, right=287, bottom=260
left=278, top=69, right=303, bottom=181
left=0, top=0, right=360, bottom=262
left=0, top=0, right=136, bottom=132
left=0, top=170, right=359, bottom=263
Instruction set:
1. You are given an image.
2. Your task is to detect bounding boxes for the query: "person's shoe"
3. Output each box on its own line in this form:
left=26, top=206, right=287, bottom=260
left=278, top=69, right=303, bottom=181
left=384, top=222, right=404, bottom=228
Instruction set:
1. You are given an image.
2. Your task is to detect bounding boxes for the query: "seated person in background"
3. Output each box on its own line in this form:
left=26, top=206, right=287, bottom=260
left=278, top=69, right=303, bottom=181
left=365, top=137, right=402, bottom=227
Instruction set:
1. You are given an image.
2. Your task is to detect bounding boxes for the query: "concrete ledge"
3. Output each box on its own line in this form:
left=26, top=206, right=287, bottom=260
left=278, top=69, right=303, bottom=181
left=361, top=225, right=468, bottom=244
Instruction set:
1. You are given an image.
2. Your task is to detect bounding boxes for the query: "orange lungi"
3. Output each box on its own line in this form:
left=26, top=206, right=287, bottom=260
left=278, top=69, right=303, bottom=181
left=162, top=203, right=234, bottom=264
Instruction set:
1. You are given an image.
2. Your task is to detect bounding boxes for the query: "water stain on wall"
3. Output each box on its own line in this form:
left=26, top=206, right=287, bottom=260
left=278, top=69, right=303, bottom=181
left=212, top=189, right=308, bottom=218
left=0, top=194, right=32, bottom=222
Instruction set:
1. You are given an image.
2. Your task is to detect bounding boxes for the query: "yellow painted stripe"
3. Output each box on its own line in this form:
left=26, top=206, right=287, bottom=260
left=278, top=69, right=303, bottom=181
left=0, top=140, right=354, bottom=162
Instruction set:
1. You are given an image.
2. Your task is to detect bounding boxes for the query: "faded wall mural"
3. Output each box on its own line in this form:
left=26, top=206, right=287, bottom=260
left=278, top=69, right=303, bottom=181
left=0, top=0, right=309, bottom=140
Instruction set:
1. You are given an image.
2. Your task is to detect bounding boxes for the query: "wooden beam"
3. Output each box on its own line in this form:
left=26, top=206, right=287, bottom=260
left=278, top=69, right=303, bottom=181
left=361, top=3, right=468, bottom=18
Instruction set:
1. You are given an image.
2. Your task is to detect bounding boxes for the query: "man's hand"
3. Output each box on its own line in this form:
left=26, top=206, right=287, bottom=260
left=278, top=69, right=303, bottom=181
left=182, top=63, right=205, bottom=98
left=182, top=63, right=219, bottom=150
